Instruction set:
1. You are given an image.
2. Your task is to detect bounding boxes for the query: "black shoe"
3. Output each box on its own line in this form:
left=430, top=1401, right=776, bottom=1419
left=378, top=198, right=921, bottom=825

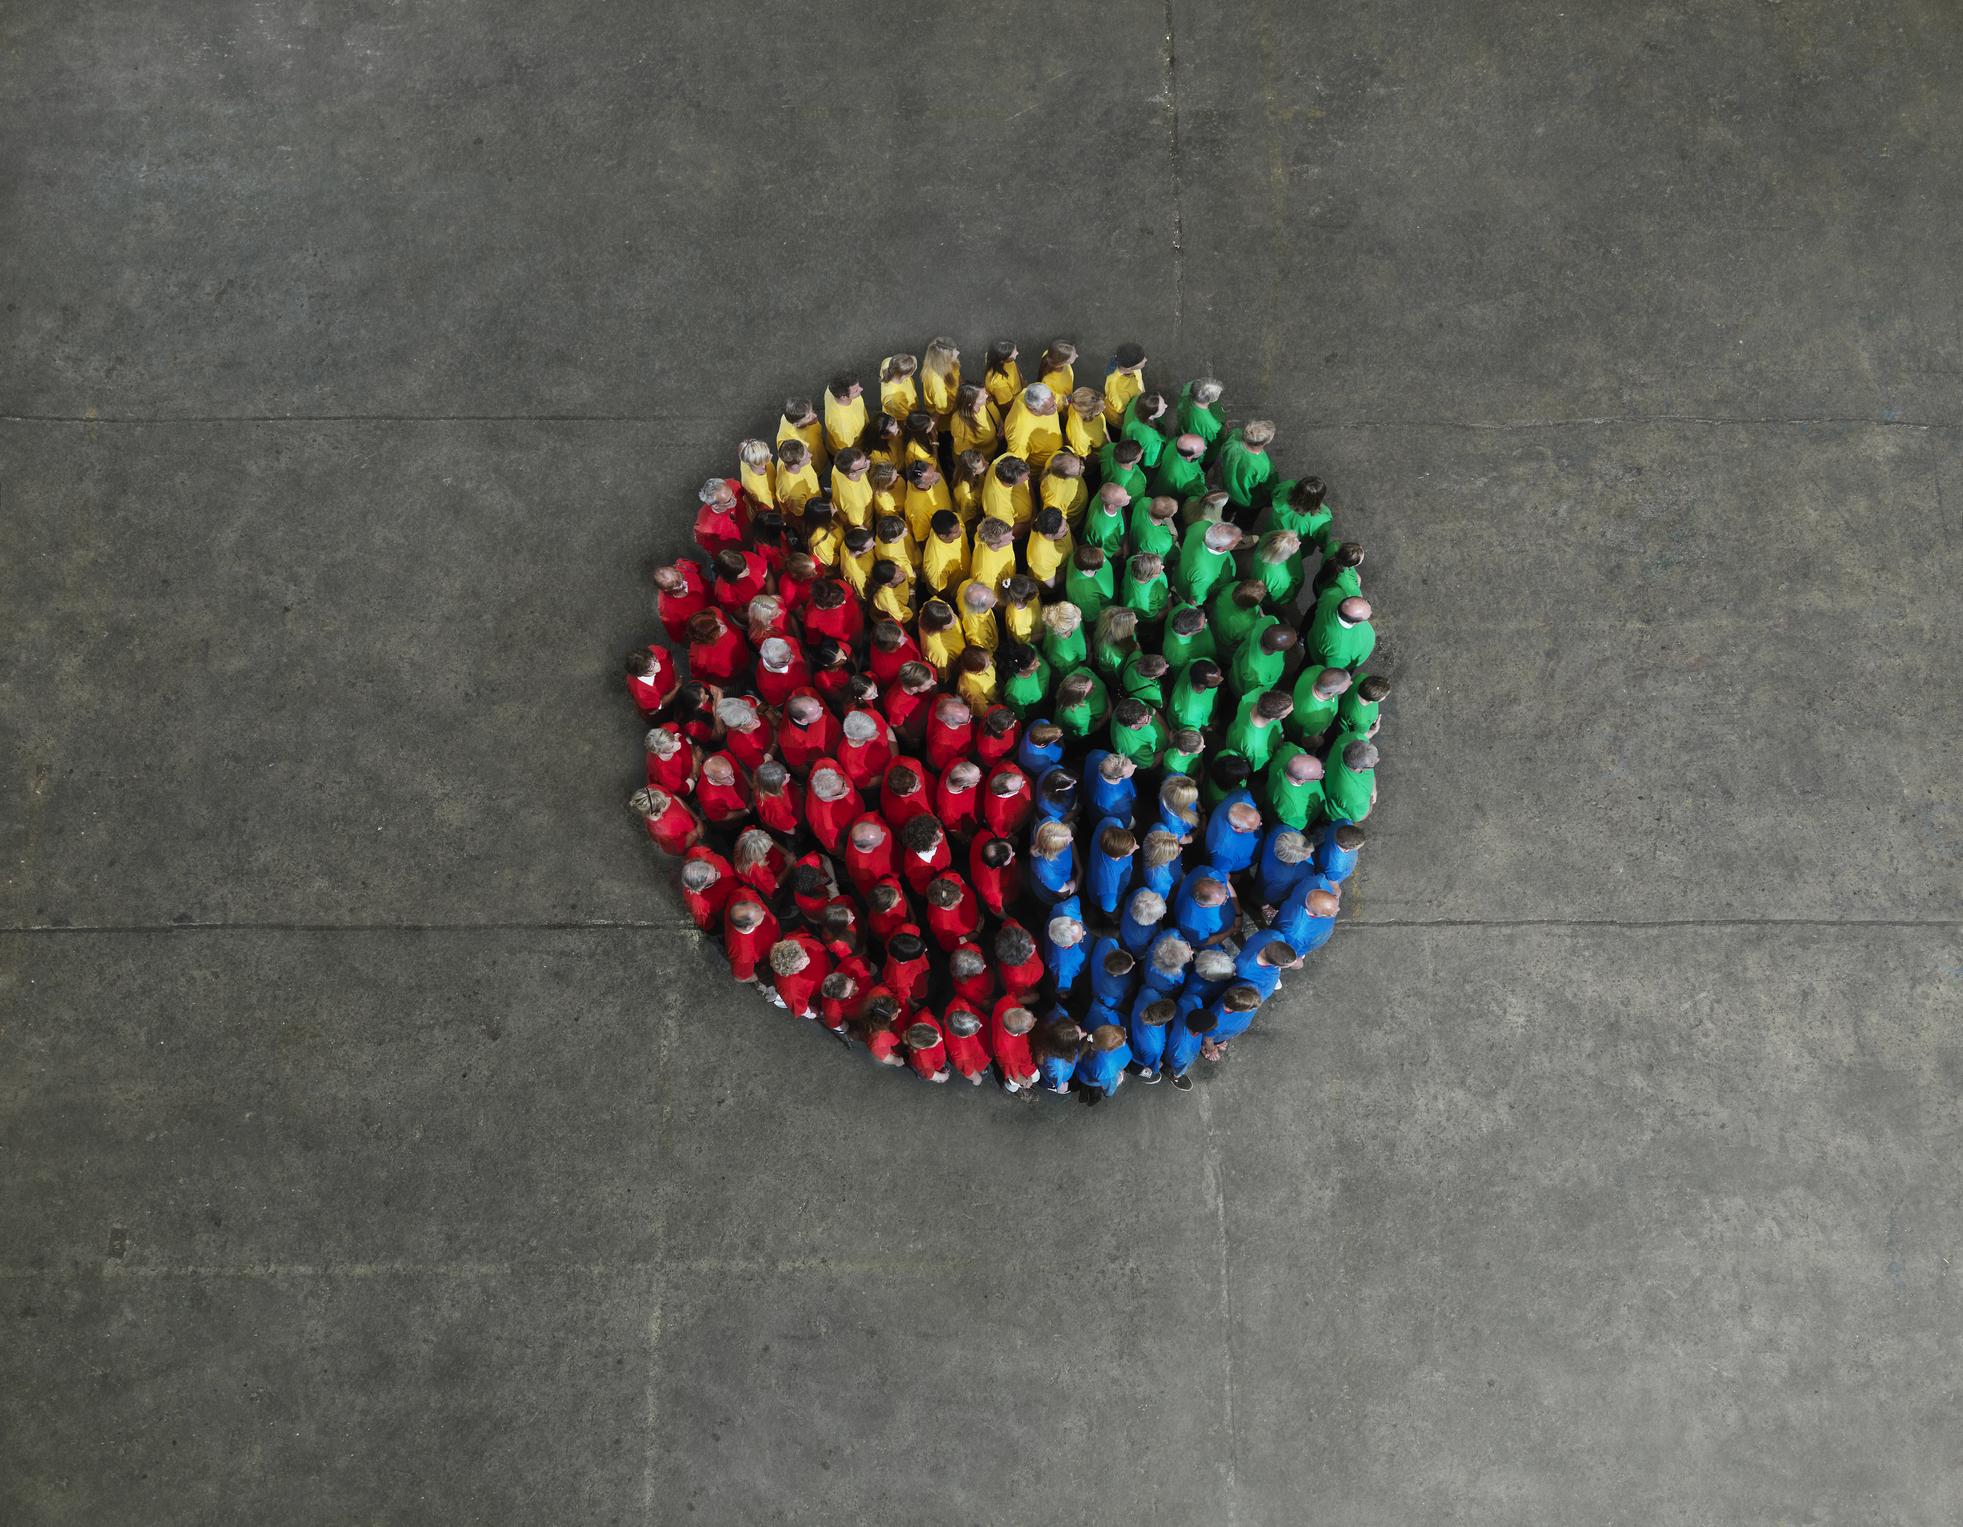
left=1170, top=1073, right=1193, bottom=1091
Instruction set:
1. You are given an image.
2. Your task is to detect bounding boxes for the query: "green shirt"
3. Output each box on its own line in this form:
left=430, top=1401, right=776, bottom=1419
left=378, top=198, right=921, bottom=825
left=1120, top=567, right=1170, bottom=620
left=1118, top=651, right=1166, bottom=708
left=1223, top=694, right=1284, bottom=773
left=1201, top=762, right=1248, bottom=811
left=1208, top=583, right=1266, bottom=649
left=1082, top=502, right=1130, bottom=558
left=1335, top=685, right=1380, bottom=739
left=1167, top=665, right=1222, bottom=731
left=1230, top=614, right=1286, bottom=695
left=1159, top=610, right=1217, bottom=669
left=1256, top=549, right=1305, bottom=609
left=1120, top=403, right=1168, bottom=470
left=1164, top=738, right=1205, bottom=779
left=1218, top=432, right=1274, bottom=510
left=1305, top=587, right=1376, bottom=670
left=1065, top=560, right=1114, bottom=622
left=1267, top=480, right=1334, bottom=554
left=1055, top=669, right=1112, bottom=739
left=1287, top=668, right=1343, bottom=742
left=1041, top=619, right=1088, bottom=674
left=1311, top=560, right=1361, bottom=601
left=1173, top=521, right=1233, bottom=605
left=1110, top=710, right=1166, bottom=767
left=1263, top=743, right=1327, bottom=831
left=1096, top=443, right=1150, bottom=504
left=1129, top=498, right=1178, bottom=559
left=1092, top=635, right=1134, bottom=682
left=1004, top=656, right=1053, bottom=720
left=1323, top=752, right=1374, bottom=822
left=1177, top=382, right=1226, bottom=463
left=1152, top=451, right=1206, bottom=502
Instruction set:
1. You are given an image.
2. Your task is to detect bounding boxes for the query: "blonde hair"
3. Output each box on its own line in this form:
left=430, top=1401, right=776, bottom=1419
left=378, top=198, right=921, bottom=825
left=882, top=353, right=918, bottom=381
left=1142, top=829, right=1183, bottom=868
left=1093, top=606, right=1138, bottom=648
left=924, top=338, right=960, bottom=381
left=1242, top=420, right=1276, bottom=445
left=738, top=438, right=774, bottom=470
left=1069, top=386, right=1104, bottom=417
left=1258, top=530, right=1300, bottom=565
left=1032, top=821, right=1073, bottom=857
left=1043, top=601, right=1082, bottom=635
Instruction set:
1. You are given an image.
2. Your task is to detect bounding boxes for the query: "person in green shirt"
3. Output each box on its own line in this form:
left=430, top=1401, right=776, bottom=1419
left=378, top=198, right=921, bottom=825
left=1090, top=605, right=1139, bottom=682
left=1252, top=529, right=1305, bottom=611
left=1202, top=752, right=1251, bottom=811
left=1081, top=483, right=1131, bottom=558
left=1176, top=379, right=1227, bottom=464
left=1054, top=668, right=1112, bottom=741
left=1002, top=642, right=1053, bottom=721
left=1217, top=420, right=1275, bottom=525
left=1120, top=552, right=1170, bottom=622
left=1096, top=438, right=1150, bottom=504
left=1173, top=518, right=1241, bottom=606
left=1208, top=578, right=1268, bottom=650
left=1160, top=602, right=1217, bottom=668
left=1163, top=728, right=1206, bottom=780
left=1180, top=487, right=1232, bottom=531
left=1305, top=590, right=1376, bottom=671
left=1129, top=494, right=1179, bottom=560
left=1119, top=650, right=1170, bottom=709
left=1310, top=541, right=1363, bottom=601
left=1152, top=433, right=1208, bottom=501
left=1041, top=600, right=1088, bottom=673
left=1263, top=744, right=1326, bottom=831
left=1168, top=657, right=1225, bottom=732
left=1335, top=674, right=1389, bottom=740
left=1109, top=697, right=1167, bottom=768
left=1065, top=545, right=1114, bottom=622
left=1288, top=665, right=1351, bottom=744
left=1323, top=739, right=1378, bottom=823
left=1230, top=616, right=1297, bottom=697
left=1120, top=391, right=1172, bottom=471
left=1267, top=476, right=1333, bottom=554
left=1223, top=689, right=1293, bottom=773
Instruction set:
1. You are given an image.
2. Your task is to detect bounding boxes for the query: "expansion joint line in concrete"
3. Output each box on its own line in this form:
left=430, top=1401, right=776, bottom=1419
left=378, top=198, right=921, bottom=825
left=4, top=917, right=1957, bottom=935
left=0, top=413, right=1947, bottom=430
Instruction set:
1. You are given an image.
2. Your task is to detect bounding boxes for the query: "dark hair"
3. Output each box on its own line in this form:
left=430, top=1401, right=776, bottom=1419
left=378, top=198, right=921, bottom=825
left=868, top=880, right=901, bottom=911
left=829, top=372, right=857, bottom=398
left=1223, top=984, right=1260, bottom=1011
left=885, top=763, right=921, bottom=795
left=834, top=446, right=867, bottom=473
left=1168, top=606, right=1204, bottom=638
left=1184, top=1008, right=1217, bottom=1034
left=930, top=509, right=959, bottom=537
left=875, top=514, right=907, bottom=542
left=1034, top=506, right=1065, bottom=538
left=1288, top=477, right=1326, bottom=512
left=1001, top=641, right=1038, bottom=675
left=993, top=454, right=1028, bottom=484
left=1103, top=948, right=1135, bottom=976
left=1141, top=999, right=1175, bottom=1027
left=978, top=837, right=1014, bottom=869
left=904, top=412, right=938, bottom=449
left=685, top=611, right=724, bottom=644
left=1358, top=675, right=1391, bottom=702
left=1334, top=824, right=1367, bottom=850
left=888, top=932, right=926, bottom=963
left=783, top=396, right=813, bottom=421
left=842, top=526, right=876, bottom=554
left=1253, top=691, right=1292, bottom=721
left=919, top=601, right=953, bottom=632
left=925, top=876, right=963, bottom=909
left=1114, top=342, right=1145, bottom=368
left=1133, top=653, right=1169, bottom=679
left=986, top=339, right=1018, bottom=371
left=1209, top=753, right=1250, bottom=788
left=901, top=813, right=944, bottom=852
left=1113, top=698, right=1149, bottom=730
left=1333, top=541, right=1364, bottom=568
left=868, top=559, right=904, bottom=591
left=1111, top=440, right=1144, bottom=466
left=981, top=706, right=1017, bottom=737
left=996, top=924, right=1036, bottom=964
left=625, top=649, right=654, bottom=676
left=957, top=646, right=992, bottom=675
left=1099, top=825, right=1138, bottom=858
left=1005, top=574, right=1039, bottom=603
left=1189, top=659, right=1221, bottom=688
left=810, top=579, right=845, bottom=610
left=1073, top=545, right=1106, bottom=571
left=787, top=863, right=825, bottom=897
left=870, top=620, right=906, bottom=652
left=1259, top=625, right=1298, bottom=654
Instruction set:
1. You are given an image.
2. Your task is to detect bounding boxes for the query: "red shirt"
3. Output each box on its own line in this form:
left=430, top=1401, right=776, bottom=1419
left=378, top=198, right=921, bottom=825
left=694, top=759, right=752, bottom=826
left=812, top=664, right=858, bottom=711
left=883, top=686, right=937, bottom=748
left=755, top=645, right=812, bottom=708
left=982, top=764, right=1035, bottom=838
left=842, top=816, right=898, bottom=895
left=925, top=712, right=975, bottom=771
left=803, top=595, right=863, bottom=647
left=836, top=713, right=895, bottom=791
left=882, top=926, right=931, bottom=1010
left=754, top=782, right=802, bottom=837
left=644, top=731, right=697, bottom=795
left=787, top=853, right=835, bottom=923
left=880, top=765, right=938, bottom=830
left=720, top=708, right=776, bottom=772
left=627, top=645, right=679, bottom=717
left=941, top=1005, right=992, bottom=1078
left=820, top=902, right=866, bottom=960
left=866, top=1027, right=904, bottom=1066
left=865, top=878, right=914, bottom=944
left=868, top=631, right=924, bottom=689
left=970, top=838, right=1024, bottom=917
left=641, top=797, right=700, bottom=855
left=988, top=995, right=1039, bottom=1086
left=679, top=846, right=736, bottom=931
left=733, top=836, right=791, bottom=900
left=924, top=878, right=981, bottom=951
left=950, top=946, right=997, bottom=1012
left=712, top=551, right=771, bottom=617
left=819, top=956, right=874, bottom=1031
left=997, top=921, right=1044, bottom=999
left=778, top=694, right=842, bottom=775
left=772, top=931, right=832, bottom=1019
left=905, top=1014, right=949, bottom=1079
left=777, top=565, right=818, bottom=614
left=693, top=483, right=751, bottom=558
left=656, top=563, right=712, bottom=644
left=933, top=774, right=983, bottom=840
left=722, top=901, right=780, bottom=982
left=975, top=710, right=1020, bottom=765
left=688, top=620, right=752, bottom=687
left=804, top=771, right=862, bottom=854
left=902, top=834, right=953, bottom=895
left=745, top=600, right=797, bottom=648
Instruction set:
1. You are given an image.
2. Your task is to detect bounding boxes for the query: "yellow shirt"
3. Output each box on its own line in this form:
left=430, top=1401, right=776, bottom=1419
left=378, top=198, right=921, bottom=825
left=1103, top=368, right=1144, bottom=427
left=1042, top=472, right=1090, bottom=531
left=1065, top=409, right=1109, bottom=459
left=921, top=621, right=966, bottom=677
left=869, top=436, right=905, bottom=470
left=871, top=479, right=906, bottom=525
left=984, top=360, right=1024, bottom=408
left=1025, top=526, right=1074, bottom=586
left=778, top=414, right=829, bottom=471
left=957, top=664, right=1000, bottom=713
left=1002, top=595, right=1041, bottom=645
left=1004, top=399, right=1065, bottom=473
left=950, top=476, right=985, bottom=525
left=905, top=477, right=953, bottom=542
left=982, top=472, right=1034, bottom=530
left=777, top=460, right=822, bottom=518
left=740, top=460, right=776, bottom=510
left=874, top=525, right=919, bottom=577
left=1040, top=364, right=1074, bottom=399
left=823, top=392, right=867, bottom=457
left=904, top=437, right=937, bottom=466
left=923, top=528, right=971, bottom=592
left=951, top=400, right=1001, bottom=460
left=840, top=543, right=875, bottom=598
left=879, top=363, right=920, bottom=421
left=921, top=362, right=960, bottom=419
left=872, top=582, right=915, bottom=626
left=805, top=525, right=842, bottom=572
left=831, top=469, right=874, bottom=529
left=969, top=536, right=1017, bottom=594
left=955, top=583, right=999, bottom=650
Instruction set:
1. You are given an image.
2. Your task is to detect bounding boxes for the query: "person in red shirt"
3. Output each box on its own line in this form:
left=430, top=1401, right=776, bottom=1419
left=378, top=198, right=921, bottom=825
left=900, top=813, right=953, bottom=894
left=777, top=692, right=840, bottom=776
left=722, top=894, right=780, bottom=984
left=644, top=725, right=698, bottom=796
left=625, top=645, right=680, bottom=720
left=712, top=547, right=770, bottom=618
left=925, top=695, right=975, bottom=771
left=941, top=1003, right=992, bottom=1085
left=923, top=873, right=981, bottom=952
left=802, top=578, right=863, bottom=647
left=996, top=920, right=1045, bottom=1001
left=865, top=878, right=914, bottom=946
left=809, top=640, right=858, bottom=712
left=970, top=835, right=1023, bottom=917
left=745, top=594, right=796, bottom=651
left=686, top=610, right=751, bottom=689
left=880, top=760, right=936, bottom=830
left=975, top=705, right=1020, bottom=766
left=677, top=845, right=736, bottom=932
left=866, top=619, right=924, bottom=690
left=981, top=763, right=1035, bottom=839
left=694, top=476, right=751, bottom=559
left=804, top=763, right=861, bottom=854
left=989, top=998, right=1042, bottom=1099
left=949, top=942, right=997, bottom=1012
left=694, top=752, right=752, bottom=828
left=934, top=760, right=984, bottom=841
left=768, top=932, right=832, bottom=1020
left=670, top=680, right=722, bottom=748
left=775, top=551, right=821, bottom=616
left=836, top=708, right=895, bottom=791
left=652, top=561, right=712, bottom=644
left=857, top=993, right=907, bottom=1068
left=882, top=662, right=941, bottom=748
left=630, top=786, right=702, bottom=856
left=731, top=827, right=791, bottom=899
left=715, top=696, right=776, bottom=772
left=751, top=760, right=802, bottom=840
left=753, top=637, right=810, bottom=708
left=882, top=929, right=932, bottom=1011
left=843, top=815, right=897, bottom=895
left=818, top=961, right=872, bottom=1035
left=817, top=898, right=865, bottom=958
left=783, top=854, right=835, bottom=925
left=903, top=1014, right=951, bottom=1083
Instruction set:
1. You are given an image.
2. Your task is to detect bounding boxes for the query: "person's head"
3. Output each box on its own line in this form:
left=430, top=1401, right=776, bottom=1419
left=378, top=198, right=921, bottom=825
left=1305, top=888, right=1341, bottom=920
left=834, top=445, right=868, bottom=477
left=1358, top=675, right=1391, bottom=704
left=1028, top=722, right=1063, bottom=749
left=1128, top=553, right=1165, bottom=588
left=989, top=767, right=1026, bottom=799
left=1032, top=820, right=1073, bottom=859
left=986, top=338, right=1019, bottom=369
left=785, top=860, right=825, bottom=900
left=901, top=813, right=945, bottom=854
left=651, top=562, right=690, bottom=594
left=1021, top=382, right=1056, bottom=414
left=904, top=410, right=938, bottom=447
left=1231, top=579, right=1265, bottom=610
left=1311, top=667, right=1352, bottom=701
left=1335, top=824, right=1367, bottom=853
left=756, top=635, right=794, bottom=671
left=1338, top=596, right=1373, bottom=625
left=809, top=578, right=848, bottom=615
left=737, top=438, right=774, bottom=472
left=732, top=828, right=775, bottom=869
left=1041, top=339, right=1078, bottom=373
left=880, top=353, right=917, bottom=383
left=1273, top=829, right=1312, bottom=865
left=907, top=459, right=942, bottom=490
left=960, top=580, right=997, bottom=614
left=1284, top=752, right=1323, bottom=787
left=870, top=619, right=907, bottom=654
left=1095, top=605, right=1139, bottom=647
left=1258, top=623, right=1299, bottom=657
left=1002, top=642, right=1040, bottom=677
left=925, top=875, right=965, bottom=910
left=1001, top=1004, right=1037, bottom=1037
left=981, top=705, right=1017, bottom=739
left=777, top=438, right=810, bottom=472
left=1099, top=824, right=1139, bottom=860
left=1103, top=948, right=1136, bottom=979
left=1288, top=476, right=1326, bottom=513
left=976, top=516, right=1014, bottom=550
left=1088, top=1023, right=1124, bottom=1053
left=1072, top=544, right=1107, bottom=577
left=1031, top=507, right=1069, bottom=546
left=700, top=754, right=736, bottom=788
left=1241, top=420, right=1275, bottom=448
left=1113, top=697, right=1150, bottom=733
left=874, top=514, right=908, bottom=546
left=1252, top=690, right=1293, bottom=724
left=903, top=1020, right=941, bottom=1052
left=1208, top=753, right=1251, bottom=794
left=842, top=711, right=880, bottom=749
left=1111, top=439, right=1145, bottom=470
left=679, top=856, right=719, bottom=895
left=887, top=931, right=926, bottom=965
left=945, top=759, right=981, bottom=792
left=1226, top=801, right=1261, bottom=836
left=1190, top=875, right=1228, bottom=908
left=956, top=381, right=988, bottom=416
left=947, top=1007, right=984, bottom=1039
left=819, top=970, right=858, bottom=1004
left=1161, top=774, right=1199, bottom=817
left=863, top=995, right=900, bottom=1032
left=753, top=760, right=790, bottom=796
left=783, top=395, right=817, bottom=426
left=993, top=454, right=1030, bottom=486
left=950, top=946, right=986, bottom=982
left=1046, top=452, right=1084, bottom=482
left=842, top=526, right=875, bottom=558
left=957, top=646, right=993, bottom=679
left=726, top=896, right=765, bottom=933
left=849, top=819, right=887, bottom=853
left=897, top=661, right=937, bottom=695
left=1223, top=983, right=1262, bottom=1014
left=1097, top=751, right=1137, bottom=783
left=867, top=880, right=902, bottom=914
left=978, top=836, right=1015, bottom=871
left=1342, top=740, right=1380, bottom=773
left=951, top=449, right=988, bottom=488
left=928, top=508, right=961, bottom=543
left=925, top=336, right=960, bottom=375
left=810, top=766, right=850, bottom=803
left=1168, top=728, right=1203, bottom=760
left=644, top=726, right=682, bottom=760
left=870, top=459, right=900, bottom=492
left=1141, top=829, right=1182, bottom=870
left=684, top=610, right=725, bottom=646
left=1047, top=914, right=1086, bottom=948
left=1127, top=888, right=1167, bottom=926
left=1258, top=940, right=1300, bottom=969
left=840, top=673, right=879, bottom=709
left=884, top=761, right=921, bottom=798
left=1187, top=658, right=1223, bottom=692
left=867, top=559, right=905, bottom=594
left=1114, top=341, right=1146, bottom=370
left=996, top=923, right=1036, bottom=966
left=918, top=599, right=954, bottom=634
left=1167, top=609, right=1207, bottom=647
left=624, top=648, right=659, bottom=679
left=1152, top=935, right=1193, bottom=973
left=1056, top=672, right=1095, bottom=710
left=1069, top=385, right=1105, bottom=419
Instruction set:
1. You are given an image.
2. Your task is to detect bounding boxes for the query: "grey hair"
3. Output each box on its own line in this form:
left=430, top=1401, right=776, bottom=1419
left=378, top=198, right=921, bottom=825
left=1151, top=935, right=1193, bottom=972
left=1191, top=379, right=1224, bottom=405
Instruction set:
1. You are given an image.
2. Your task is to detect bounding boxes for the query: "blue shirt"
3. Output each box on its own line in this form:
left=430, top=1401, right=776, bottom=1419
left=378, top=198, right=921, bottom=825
left=1235, top=930, right=1294, bottom=1002
left=1141, top=930, right=1192, bottom=994
left=1043, top=896, right=1090, bottom=993
left=1085, top=816, right=1136, bottom=916
left=1313, top=820, right=1360, bottom=882
left=1162, top=992, right=1211, bottom=1073
left=1257, top=825, right=1316, bottom=906
left=1017, top=726, right=1064, bottom=777
left=1139, top=844, right=1181, bottom=901
left=1075, top=1039, right=1133, bottom=1092
left=1038, top=1051, right=1078, bottom=1089
left=1203, top=789, right=1262, bottom=874
left=1087, top=936, right=1136, bottom=1008
left=1155, top=778, right=1200, bottom=842
left=1208, top=988, right=1261, bottom=1041
left=1083, top=751, right=1138, bottom=824
left=1034, top=769, right=1079, bottom=825
left=1173, top=866, right=1234, bottom=947
left=1128, top=988, right=1172, bottom=1068
left=1274, top=872, right=1340, bottom=954
left=1030, top=842, right=1078, bottom=905
left=1118, top=894, right=1162, bottom=957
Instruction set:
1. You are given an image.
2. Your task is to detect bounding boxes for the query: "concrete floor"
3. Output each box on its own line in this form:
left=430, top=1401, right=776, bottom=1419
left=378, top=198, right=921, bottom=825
left=3, top=2, right=1960, bottom=1522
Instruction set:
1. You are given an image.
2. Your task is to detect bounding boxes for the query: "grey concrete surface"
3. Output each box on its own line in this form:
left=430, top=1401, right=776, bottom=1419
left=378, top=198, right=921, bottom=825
left=2, top=2, right=1960, bottom=1524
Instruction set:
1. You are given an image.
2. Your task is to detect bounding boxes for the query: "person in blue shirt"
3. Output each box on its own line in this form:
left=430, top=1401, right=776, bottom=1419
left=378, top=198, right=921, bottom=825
left=1274, top=875, right=1341, bottom=955
left=1173, top=866, right=1239, bottom=947
left=1089, top=940, right=1137, bottom=1009
left=1016, top=720, right=1065, bottom=778
left=1203, top=793, right=1263, bottom=876
left=1139, top=828, right=1183, bottom=901
left=1234, top=930, right=1301, bottom=1002
left=1257, top=826, right=1316, bottom=912
left=1079, top=996, right=1124, bottom=1044
left=1128, top=993, right=1175, bottom=1081
left=1162, top=994, right=1214, bottom=1091
left=1086, top=820, right=1139, bottom=919
left=1205, top=983, right=1264, bottom=1050
left=1314, top=820, right=1366, bottom=883
left=1033, top=1011, right=1086, bottom=1094
left=1028, top=820, right=1078, bottom=906
left=1142, top=929, right=1194, bottom=996
left=1188, top=946, right=1240, bottom=1003
left=1074, top=1023, right=1134, bottom=1104
left=1035, top=767, right=1079, bottom=826
left=1084, top=749, right=1138, bottom=824
left=1044, top=898, right=1091, bottom=996
left=1119, top=888, right=1166, bottom=957
left=1156, top=774, right=1201, bottom=844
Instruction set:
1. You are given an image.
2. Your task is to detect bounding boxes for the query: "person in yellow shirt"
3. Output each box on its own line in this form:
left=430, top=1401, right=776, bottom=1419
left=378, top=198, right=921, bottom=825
left=922, top=509, right=971, bottom=594
left=983, top=340, right=1023, bottom=408
left=1004, top=383, right=1065, bottom=476
left=830, top=447, right=874, bottom=529
left=955, top=645, right=1000, bottom=713
left=1103, top=342, right=1147, bottom=427
left=869, top=460, right=906, bottom=526
left=918, top=599, right=966, bottom=677
left=1000, top=574, right=1043, bottom=645
left=982, top=454, right=1034, bottom=531
left=922, top=338, right=961, bottom=428
left=838, top=525, right=876, bottom=599
left=949, top=450, right=989, bottom=525
left=902, top=411, right=940, bottom=466
left=1025, top=505, right=1075, bottom=592
left=956, top=578, right=1000, bottom=650
left=969, top=516, right=1017, bottom=594
left=778, top=397, right=829, bottom=472
left=904, top=460, right=952, bottom=542
left=1040, top=450, right=1090, bottom=531
left=951, top=383, right=1002, bottom=460
left=776, top=439, right=821, bottom=521
left=873, top=512, right=919, bottom=580
left=802, top=498, right=842, bottom=572
left=868, top=559, right=915, bottom=626
left=879, top=354, right=919, bottom=421
left=1065, top=387, right=1110, bottom=462
left=738, top=438, right=776, bottom=510
left=865, top=412, right=904, bottom=468
left=824, top=373, right=868, bottom=458
left=1038, top=339, right=1077, bottom=400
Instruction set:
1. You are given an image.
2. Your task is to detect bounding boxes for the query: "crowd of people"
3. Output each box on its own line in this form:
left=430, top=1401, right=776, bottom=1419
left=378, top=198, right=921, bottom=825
left=625, top=338, right=1387, bottom=1106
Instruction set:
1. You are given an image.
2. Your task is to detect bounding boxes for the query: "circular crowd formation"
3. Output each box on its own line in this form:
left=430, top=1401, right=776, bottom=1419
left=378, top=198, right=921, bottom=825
left=625, top=337, right=1388, bottom=1107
